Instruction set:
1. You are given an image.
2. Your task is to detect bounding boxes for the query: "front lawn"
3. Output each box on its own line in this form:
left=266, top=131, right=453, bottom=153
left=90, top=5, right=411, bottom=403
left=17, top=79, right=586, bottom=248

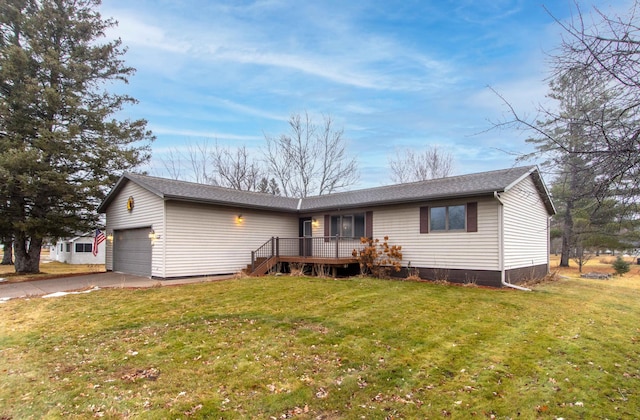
left=1, top=272, right=639, bottom=418
left=0, top=248, right=105, bottom=283
left=0, top=261, right=105, bottom=283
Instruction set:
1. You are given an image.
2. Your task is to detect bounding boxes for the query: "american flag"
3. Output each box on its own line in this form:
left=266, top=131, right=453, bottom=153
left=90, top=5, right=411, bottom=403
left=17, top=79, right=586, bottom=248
left=93, top=229, right=106, bottom=256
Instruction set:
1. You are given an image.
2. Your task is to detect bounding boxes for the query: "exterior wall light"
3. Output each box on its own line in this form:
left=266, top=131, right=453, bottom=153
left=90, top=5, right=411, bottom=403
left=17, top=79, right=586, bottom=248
left=312, top=218, right=319, bottom=227
left=106, top=232, right=114, bottom=242
left=148, top=229, right=161, bottom=244
left=236, top=214, right=244, bottom=224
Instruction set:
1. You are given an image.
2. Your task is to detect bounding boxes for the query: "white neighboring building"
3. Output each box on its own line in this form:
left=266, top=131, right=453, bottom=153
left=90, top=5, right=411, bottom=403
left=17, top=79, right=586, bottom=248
left=50, top=232, right=106, bottom=264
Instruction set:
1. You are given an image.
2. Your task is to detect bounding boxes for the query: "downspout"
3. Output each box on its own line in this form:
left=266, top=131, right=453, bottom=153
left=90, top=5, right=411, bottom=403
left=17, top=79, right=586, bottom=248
left=547, top=215, right=551, bottom=276
left=494, top=191, right=531, bottom=292
left=162, top=198, right=167, bottom=279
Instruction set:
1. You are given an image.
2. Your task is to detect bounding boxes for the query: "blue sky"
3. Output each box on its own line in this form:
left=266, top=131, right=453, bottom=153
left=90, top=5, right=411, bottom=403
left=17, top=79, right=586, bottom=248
left=100, top=0, right=631, bottom=189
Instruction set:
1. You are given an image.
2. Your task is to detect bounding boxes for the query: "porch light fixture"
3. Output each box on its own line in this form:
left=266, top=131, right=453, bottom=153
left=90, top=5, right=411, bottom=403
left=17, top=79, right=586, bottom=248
left=148, top=229, right=161, bottom=244
left=312, top=218, right=319, bottom=227
left=236, top=214, right=244, bottom=224
left=106, top=231, right=114, bottom=242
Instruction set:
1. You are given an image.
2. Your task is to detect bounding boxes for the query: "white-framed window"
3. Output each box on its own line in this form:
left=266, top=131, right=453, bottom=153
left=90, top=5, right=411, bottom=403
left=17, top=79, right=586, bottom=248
left=75, top=243, right=93, bottom=253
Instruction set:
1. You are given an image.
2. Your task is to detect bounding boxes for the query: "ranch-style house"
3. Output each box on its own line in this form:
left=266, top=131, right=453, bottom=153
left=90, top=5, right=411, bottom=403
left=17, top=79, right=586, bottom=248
left=97, top=165, right=555, bottom=288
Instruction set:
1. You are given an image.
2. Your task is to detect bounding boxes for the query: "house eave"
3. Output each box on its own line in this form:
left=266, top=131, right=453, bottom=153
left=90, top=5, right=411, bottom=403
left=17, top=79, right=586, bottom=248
left=300, top=190, right=503, bottom=212
left=162, top=196, right=299, bottom=213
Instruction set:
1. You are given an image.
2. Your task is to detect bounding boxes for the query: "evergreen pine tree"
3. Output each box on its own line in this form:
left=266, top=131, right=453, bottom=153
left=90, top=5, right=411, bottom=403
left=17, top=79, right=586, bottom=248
left=0, top=0, right=154, bottom=273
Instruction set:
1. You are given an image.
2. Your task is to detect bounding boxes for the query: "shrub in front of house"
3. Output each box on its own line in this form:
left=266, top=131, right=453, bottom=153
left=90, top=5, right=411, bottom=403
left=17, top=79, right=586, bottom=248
left=352, top=236, right=402, bottom=278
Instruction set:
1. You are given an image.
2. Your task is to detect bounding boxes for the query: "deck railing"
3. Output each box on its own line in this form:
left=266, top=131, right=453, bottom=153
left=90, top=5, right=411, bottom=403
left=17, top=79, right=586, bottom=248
left=251, top=236, right=365, bottom=271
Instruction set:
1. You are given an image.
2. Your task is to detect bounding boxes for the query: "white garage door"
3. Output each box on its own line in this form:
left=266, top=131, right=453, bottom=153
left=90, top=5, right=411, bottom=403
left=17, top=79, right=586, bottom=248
left=113, top=227, right=152, bottom=277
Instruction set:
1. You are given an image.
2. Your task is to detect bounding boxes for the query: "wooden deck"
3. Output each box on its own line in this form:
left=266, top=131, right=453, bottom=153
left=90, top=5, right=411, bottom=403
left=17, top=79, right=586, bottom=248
left=249, top=236, right=364, bottom=276
left=277, top=256, right=359, bottom=265
left=248, top=255, right=359, bottom=276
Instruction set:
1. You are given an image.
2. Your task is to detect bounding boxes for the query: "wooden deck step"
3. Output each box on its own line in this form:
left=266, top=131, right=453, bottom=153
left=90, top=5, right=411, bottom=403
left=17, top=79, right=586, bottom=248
left=249, top=256, right=278, bottom=276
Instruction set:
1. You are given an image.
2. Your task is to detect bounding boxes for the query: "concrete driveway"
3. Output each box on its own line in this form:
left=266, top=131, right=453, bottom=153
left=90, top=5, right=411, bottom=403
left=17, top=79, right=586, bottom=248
left=0, top=272, right=232, bottom=301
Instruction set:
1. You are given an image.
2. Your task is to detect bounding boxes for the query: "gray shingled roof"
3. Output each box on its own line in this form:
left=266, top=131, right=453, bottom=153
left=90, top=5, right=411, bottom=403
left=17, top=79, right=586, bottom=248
left=98, top=165, right=555, bottom=214
left=97, top=173, right=300, bottom=213
left=301, top=165, right=553, bottom=211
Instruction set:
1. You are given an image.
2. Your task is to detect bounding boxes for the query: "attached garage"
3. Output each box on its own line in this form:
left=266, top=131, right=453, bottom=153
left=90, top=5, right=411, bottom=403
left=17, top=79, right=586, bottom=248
left=113, top=227, right=152, bottom=277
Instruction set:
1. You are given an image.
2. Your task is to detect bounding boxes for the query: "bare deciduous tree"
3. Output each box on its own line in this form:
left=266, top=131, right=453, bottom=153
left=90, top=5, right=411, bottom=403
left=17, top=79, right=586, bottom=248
left=493, top=1, right=640, bottom=197
left=388, top=145, right=454, bottom=184
left=155, top=112, right=358, bottom=198
left=158, top=140, right=213, bottom=184
left=210, top=144, right=263, bottom=191
left=552, top=1, right=640, bottom=195
left=187, top=141, right=215, bottom=184
left=158, top=148, right=185, bottom=181
left=264, top=112, right=358, bottom=197
left=316, top=115, right=359, bottom=195
left=158, top=140, right=265, bottom=190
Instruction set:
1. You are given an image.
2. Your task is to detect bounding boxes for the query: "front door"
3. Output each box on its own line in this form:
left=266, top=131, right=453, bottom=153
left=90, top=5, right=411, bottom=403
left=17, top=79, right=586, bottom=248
left=299, top=218, right=312, bottom=256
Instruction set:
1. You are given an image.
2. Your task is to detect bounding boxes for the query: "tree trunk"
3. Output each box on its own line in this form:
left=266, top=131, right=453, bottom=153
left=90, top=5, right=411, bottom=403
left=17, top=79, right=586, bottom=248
left=560, top=160, right=581, bottom=267
left=1, top=240, right=13, bottom=265
left=13, top=234, right=43, bottom=273
left=577, top=246, right=584, bottom=273
left=560, top=204, right=573, bottom=267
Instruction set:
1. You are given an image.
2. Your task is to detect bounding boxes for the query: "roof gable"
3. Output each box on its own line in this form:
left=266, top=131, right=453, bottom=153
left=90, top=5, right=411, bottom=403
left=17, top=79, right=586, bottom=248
left=98, top=166, right=555, bottom=215
left=97, top=173, right=299, bottom=213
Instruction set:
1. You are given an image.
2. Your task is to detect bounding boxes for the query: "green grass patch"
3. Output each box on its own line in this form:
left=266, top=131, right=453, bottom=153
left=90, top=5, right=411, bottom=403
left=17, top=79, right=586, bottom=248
left=1, top=276, right=639, bottom=418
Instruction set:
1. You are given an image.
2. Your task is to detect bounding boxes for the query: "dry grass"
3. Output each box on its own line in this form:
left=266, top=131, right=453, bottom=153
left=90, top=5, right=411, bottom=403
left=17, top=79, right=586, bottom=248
left=0, top=250, right=105, bottom=284
left=550, top=254, right=640, bottom=281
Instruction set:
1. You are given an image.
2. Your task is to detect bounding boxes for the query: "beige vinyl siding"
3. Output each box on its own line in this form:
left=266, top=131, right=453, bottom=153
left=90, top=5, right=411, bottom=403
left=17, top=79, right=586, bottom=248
left=502, top=175, right=550, bottom=269
left=306, top=211, right=368, bottom=258
left=311, top=198, right=500, bottom=270
left=104, top=181, right=164, bottom=275
left=377, top=199, right=500, bottom=270
left=164, top=201, right=298, bottom=277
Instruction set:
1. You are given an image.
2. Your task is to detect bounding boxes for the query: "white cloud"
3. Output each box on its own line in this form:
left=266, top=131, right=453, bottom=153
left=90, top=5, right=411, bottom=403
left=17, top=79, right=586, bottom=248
left=150, top=126, right=262, bottom=142
left=212, top=49, right=380, bottom=89
left=105, top=11, right=190, bottom=54
left=103, top=3, right=455, bottom=92
left=453, top=0, right=525, bottom=25
left=204, top=97, right=288, bottom=122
